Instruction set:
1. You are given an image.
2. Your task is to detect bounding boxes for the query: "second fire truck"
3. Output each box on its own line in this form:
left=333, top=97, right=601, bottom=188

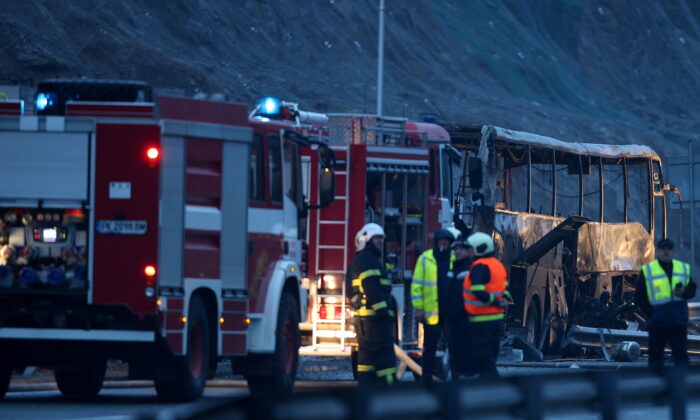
left=250, top=98, right=461, bottom=375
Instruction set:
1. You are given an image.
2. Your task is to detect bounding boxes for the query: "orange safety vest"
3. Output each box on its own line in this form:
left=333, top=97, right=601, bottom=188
left=462, top=257, right=508, bottom=322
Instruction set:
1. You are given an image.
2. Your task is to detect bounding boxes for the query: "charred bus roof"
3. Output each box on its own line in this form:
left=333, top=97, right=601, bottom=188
left=446, top=124, right=661, bottom=162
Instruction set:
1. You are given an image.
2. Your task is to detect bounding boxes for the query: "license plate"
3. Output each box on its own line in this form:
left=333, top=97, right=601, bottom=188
left=96, top=220, right=147, bottom=235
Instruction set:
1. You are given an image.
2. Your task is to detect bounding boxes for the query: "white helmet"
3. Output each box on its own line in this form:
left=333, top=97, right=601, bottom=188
left=467, top=232, right=494, bottom=256
left=447, top=227, right=461, bottom=241
left=355, top=223, right=385, bottom=251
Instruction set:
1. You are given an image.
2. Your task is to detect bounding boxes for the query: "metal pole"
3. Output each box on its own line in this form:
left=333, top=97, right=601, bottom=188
left=595, top=370, right=618, bottom=420
left=579, top=155, right=584, bottom=216
left=599, top=157, right=604, bottom=222
left=623, top=158, right=629, bottom=223
left=552, top=149, right=556, bottom=216
left=690, top=140, right=695, bottom=280
left=527, top=146, right=532, bottom=213
left=376, top=0, right=385, bottom=118
left=668, top=365, right=687, bottom=420
left=401, top=174, right=408, bottom=282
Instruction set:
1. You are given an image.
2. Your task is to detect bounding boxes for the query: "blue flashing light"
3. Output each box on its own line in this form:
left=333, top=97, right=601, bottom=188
left=19, top=267, right=38, bottom=286
left=36, top=93, right=49, bottom=110
left=35, top=92, right=56, bottom=111
left=48, top=268, right=66, bottom=287
left=259, top=96, right=281, bottom=116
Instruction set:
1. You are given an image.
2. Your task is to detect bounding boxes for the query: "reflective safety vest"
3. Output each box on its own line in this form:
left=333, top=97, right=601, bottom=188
left=641, top=259, right=691, bottom=306
left=410, top=249, right=455, bottom=325
left=350, top=269, right=394, bottom=317
left=462, top=256, right=508, bottom=322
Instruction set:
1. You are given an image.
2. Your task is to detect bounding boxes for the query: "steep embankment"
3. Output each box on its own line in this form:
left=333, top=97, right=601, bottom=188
left=2, top=0, right=699, bottom=155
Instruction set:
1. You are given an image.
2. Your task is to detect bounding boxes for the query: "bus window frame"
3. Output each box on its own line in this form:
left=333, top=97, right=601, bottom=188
left=491, top=140, right=656, bottom=233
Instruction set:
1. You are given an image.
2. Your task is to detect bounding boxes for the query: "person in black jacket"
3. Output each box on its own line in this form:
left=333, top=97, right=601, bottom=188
left=635, top=239, right=695, bottom=372
left=347, top=223, right=396, bottom=387
left=446, top=234, right=476, bottom=379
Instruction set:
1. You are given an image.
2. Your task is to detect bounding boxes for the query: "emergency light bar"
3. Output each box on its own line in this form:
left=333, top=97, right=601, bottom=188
left=35, top=79, right=153, bottom=116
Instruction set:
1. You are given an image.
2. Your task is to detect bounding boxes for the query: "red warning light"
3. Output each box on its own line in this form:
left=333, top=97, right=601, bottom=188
left=146, top=147, right=160, bottom=160
left=144, top=265, right=157, bottom=277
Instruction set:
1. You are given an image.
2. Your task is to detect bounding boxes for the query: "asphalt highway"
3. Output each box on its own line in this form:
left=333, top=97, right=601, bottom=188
left=2, top=386, right=245, bottom=420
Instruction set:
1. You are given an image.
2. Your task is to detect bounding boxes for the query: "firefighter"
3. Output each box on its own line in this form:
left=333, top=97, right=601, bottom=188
left=347, top=223, right=396, bottom=387
left=411, top=229, right=455, bottom=385
left=446, top=233, right=476, bottom=379
left=636, top=239, right=696, bottom=373
left=462, top=232, right=509, bottom=378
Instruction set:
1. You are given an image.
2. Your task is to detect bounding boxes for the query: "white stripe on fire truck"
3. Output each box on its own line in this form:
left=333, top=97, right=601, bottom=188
left=185, top=205, right=222, bottom=231
left=248, top=207, right=285, bottom=235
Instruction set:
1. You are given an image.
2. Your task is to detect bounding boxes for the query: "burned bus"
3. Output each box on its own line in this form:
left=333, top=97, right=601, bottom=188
left=448, top=125, right=669, bottom=353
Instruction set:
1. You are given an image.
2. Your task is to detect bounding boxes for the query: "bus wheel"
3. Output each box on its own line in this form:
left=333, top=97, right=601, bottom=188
left=246, top=291, right=299, bottom=396
left=155, top=295, right=210, bottom=402
left=55, top=359, right=106, bottom=398
left=0, top=364, right=11, bottom=399
left=525, top=302, right=541, bottom=349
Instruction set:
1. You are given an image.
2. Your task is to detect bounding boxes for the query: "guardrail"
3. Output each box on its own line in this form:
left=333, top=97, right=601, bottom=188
left=566, top=324, right=700, bottom=355
left=148, top=366, right=700, bottom=420
left=689, top=302, right=700, bottom=321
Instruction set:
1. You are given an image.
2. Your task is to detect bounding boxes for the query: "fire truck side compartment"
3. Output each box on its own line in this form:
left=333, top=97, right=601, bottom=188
left=0, top=131, right=89, bottom=204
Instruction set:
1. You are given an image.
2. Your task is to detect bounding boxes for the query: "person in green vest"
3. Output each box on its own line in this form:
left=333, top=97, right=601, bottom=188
left=636, top=239, right=696, bottom=373
left=411, top=229, right=455, bottom=385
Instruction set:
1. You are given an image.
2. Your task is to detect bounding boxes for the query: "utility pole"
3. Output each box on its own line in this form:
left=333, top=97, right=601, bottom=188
left=376, top=0, right=385, bottom=118
left=690, top=140, right=696, bottom=280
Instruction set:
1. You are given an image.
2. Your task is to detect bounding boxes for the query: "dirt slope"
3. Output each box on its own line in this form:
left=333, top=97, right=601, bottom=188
left=2, top=0, right=699, bottom=156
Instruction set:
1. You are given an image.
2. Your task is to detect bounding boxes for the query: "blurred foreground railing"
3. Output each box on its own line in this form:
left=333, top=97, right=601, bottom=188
left=144, top=366, right=700, bottom=420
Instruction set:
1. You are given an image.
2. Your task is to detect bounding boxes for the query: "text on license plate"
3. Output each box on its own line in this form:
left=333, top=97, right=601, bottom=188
left=96, top=220, right=148, bottom=235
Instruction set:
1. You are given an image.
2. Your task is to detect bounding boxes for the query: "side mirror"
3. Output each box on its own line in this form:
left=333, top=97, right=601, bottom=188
left=318, top=144, right=336, bottom=169
left=319, top=168, right=335, bottom=208
left=468, top=156, right=483, bottom=189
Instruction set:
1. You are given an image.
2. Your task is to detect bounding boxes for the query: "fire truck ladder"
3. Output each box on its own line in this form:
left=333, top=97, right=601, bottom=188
left=309, top=151, right=351, bottom=355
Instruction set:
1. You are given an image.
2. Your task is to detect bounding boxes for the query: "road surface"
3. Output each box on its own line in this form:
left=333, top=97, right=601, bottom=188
left=2, top=386, right=244, bottom=420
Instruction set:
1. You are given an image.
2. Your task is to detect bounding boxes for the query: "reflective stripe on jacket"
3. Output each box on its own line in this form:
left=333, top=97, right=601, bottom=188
left=350, top=269, right=394, bottom=317
left=642, top=259, right=691, bottom=305
left=410, top=249, right=455, bottom=325
left=463, top=257, right=508, bottom=322
left=347, top=249, right=394, bottom=318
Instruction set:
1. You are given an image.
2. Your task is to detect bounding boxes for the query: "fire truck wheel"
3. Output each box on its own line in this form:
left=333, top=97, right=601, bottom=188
left=246, top=291, right=299, bottom=396
left=55, top=359, right=106, bottom=398
left=155, top=295, right=210, bottom=402
left=0, top=364, right=11, bottom=399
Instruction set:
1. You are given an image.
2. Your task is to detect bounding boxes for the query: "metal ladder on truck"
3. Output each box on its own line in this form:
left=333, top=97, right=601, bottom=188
left=306, top=150, right=352, bottom=356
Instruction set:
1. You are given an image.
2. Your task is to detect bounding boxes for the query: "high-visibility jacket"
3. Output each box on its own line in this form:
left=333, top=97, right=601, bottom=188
left=411, top=249, right=455, bottom=325
left=642, top=259, right=691, bottom=305
left=462, top=256, right=508, bottom=322
left=347, top=248, right=394, bottom=318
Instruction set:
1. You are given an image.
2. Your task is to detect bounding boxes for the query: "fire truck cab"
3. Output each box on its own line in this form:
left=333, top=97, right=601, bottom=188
left=0, top=80, right=334, bottom=400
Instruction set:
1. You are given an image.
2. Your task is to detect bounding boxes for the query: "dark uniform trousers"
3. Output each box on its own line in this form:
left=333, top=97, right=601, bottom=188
left=421, top=315, right=474, bottom=383
left=348, top=247, right=396, bottom=387
left=648, top=325, right=688, bottom=372
left=470, top=319, right=504, bottom=379
left=421, top=321, right=444, bottom=384
left=356, top=316, right=396, bottom=387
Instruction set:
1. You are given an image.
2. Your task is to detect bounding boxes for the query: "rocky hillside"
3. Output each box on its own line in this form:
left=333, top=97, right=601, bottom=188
left=2, top=0, right=699, bottom=156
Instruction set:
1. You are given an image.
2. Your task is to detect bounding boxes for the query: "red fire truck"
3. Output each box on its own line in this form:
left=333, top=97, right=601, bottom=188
left=249, top=99, right=462, bottom=373
left=0, top=80, right=335, bottom=400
